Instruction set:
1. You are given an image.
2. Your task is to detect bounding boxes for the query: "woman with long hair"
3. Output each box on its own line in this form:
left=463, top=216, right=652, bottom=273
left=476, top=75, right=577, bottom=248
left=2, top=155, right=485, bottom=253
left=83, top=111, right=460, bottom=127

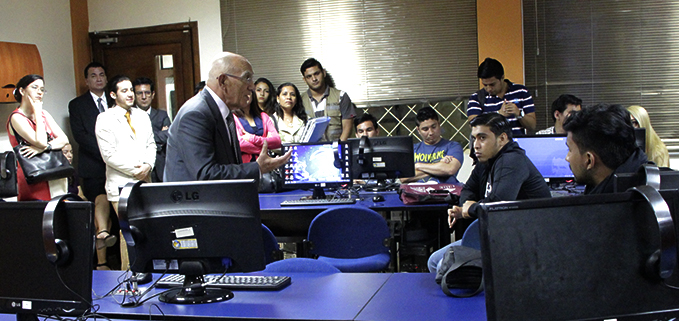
left=253, top=78, right=277, bottom=116
left=274, top=83, right=308, bottom=144
left=235, top=87, right=282, bottom=163
left=7, top=74, right=70, bottom=201
left=627, top=105, right=669, bottom=167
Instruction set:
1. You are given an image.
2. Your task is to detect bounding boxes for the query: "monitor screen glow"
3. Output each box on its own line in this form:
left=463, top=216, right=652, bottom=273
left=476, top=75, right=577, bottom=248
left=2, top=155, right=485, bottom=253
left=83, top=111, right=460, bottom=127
left=513, top=135, right=573, bottom=180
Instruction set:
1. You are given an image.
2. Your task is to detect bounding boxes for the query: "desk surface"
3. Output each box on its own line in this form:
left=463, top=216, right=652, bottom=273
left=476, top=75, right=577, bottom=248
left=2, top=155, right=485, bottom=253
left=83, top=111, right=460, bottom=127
left=259, top=189, right=449, bottom=212
left=91, top=271, right=485, bottom=320
left=93, top=270, right=391, bottom=321
left=356, top=273, right=487, bottom=321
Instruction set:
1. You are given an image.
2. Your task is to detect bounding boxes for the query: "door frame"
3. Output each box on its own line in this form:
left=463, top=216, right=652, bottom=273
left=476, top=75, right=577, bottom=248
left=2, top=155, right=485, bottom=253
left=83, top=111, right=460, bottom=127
left=90, top=22, right=200, bottom=111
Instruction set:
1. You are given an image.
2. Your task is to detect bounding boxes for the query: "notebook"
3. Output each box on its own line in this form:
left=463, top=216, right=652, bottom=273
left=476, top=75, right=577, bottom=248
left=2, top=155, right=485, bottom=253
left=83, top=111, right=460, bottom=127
left=300, top=116, right=330, bottom=142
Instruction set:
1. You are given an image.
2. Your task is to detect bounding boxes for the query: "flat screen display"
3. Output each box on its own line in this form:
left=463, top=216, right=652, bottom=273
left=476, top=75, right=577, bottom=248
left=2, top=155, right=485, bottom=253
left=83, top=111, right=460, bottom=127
left=513, top=135, right=573, bottom=179
left=282, top=142, right=351, bottom=188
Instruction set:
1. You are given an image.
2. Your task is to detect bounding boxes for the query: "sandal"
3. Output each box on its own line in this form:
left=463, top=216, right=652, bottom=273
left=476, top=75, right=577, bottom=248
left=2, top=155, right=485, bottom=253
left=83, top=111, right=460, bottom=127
left=96, top=262, right=110, bottom=270
left=96, top=230, right=117, bottom=250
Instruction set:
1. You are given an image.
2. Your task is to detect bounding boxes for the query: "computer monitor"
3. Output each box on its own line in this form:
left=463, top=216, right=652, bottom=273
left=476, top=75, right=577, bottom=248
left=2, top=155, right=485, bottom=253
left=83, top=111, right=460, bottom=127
left=118, top=179, right=264, bottom=304
left=614, top=165, right=679, bottom=193
left=512, top=134, right=573, bottom=182
left=347, top=136, right=415, bottom=182
left=0, top=197, right=93, bottom=317
left=479, top=190, right=679, bottom=321
left=281, top=141, right=351, bottom=199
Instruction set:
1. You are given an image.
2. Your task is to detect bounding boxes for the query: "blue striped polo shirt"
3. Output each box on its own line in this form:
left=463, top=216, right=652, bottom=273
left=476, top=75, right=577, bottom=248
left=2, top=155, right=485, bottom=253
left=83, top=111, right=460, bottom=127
left=467, top=80, right=535, bottom=136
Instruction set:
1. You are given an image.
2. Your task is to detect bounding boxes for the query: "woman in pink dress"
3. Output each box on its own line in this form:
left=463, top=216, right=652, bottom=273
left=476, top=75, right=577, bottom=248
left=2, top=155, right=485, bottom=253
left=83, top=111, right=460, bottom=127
left=235, top=86, right=282, bottom=163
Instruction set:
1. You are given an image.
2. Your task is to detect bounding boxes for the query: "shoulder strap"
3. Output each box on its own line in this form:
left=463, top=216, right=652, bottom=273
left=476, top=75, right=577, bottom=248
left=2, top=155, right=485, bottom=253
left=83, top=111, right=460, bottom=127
left=440, top=258, right=484, bottom=297
left=476, top=89, right=487, bottom=107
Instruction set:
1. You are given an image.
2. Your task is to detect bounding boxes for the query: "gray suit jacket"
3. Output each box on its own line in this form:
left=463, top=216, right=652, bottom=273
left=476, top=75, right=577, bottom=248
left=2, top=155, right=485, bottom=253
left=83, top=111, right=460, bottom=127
left=164, top=90, right=259, bottom=181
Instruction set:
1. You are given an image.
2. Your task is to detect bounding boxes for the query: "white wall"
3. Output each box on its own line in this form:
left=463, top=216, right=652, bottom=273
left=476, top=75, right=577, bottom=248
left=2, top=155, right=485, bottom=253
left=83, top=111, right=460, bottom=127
left=87, top=0, right=222, bottom=81
left=0, top=0, right=76, bottom=152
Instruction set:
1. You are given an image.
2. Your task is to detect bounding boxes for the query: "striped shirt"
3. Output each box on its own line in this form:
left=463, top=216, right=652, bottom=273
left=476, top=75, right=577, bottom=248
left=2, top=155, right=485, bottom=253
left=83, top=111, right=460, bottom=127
left=467, top=80, right=535, bottom=136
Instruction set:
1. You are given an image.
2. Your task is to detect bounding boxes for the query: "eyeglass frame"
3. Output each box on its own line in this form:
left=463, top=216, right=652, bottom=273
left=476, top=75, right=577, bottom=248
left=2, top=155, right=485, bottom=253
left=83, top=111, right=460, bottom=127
left=219, top=73, right=255, bottom=85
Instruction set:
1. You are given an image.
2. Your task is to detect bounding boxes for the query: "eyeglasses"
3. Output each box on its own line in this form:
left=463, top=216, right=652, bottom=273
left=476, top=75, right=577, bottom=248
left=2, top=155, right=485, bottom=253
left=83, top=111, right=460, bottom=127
left=220, top=73, right=255, bottom=85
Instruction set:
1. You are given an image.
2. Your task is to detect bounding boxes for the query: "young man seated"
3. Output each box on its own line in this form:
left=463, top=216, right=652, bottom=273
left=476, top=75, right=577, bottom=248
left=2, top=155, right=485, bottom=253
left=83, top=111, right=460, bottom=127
left=402, top=107, right=464, bottom=184
left=536, top=94, right=582, bottom=135
left=428, top=113, right=551, bottom=273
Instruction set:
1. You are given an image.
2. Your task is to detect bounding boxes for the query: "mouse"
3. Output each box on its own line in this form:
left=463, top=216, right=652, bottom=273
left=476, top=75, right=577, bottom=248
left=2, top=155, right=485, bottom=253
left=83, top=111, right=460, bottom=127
left=372, top=195, right=385, bottom=202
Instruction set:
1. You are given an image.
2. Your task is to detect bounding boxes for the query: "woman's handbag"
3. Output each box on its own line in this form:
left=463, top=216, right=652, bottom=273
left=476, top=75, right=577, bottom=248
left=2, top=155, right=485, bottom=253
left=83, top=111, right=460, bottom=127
left=13, top=144, right=74, bottom=185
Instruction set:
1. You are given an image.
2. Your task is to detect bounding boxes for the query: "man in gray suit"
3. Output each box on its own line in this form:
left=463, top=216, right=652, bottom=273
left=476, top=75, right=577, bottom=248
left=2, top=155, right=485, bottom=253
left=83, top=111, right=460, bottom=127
left=133, top=77, right=170, bottom=182
left=164, top=52, right=291, bottom=182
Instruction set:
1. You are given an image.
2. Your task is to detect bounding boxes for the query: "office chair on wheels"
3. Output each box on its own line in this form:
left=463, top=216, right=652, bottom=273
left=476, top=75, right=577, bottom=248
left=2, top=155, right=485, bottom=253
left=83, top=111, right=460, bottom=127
left=305, top=205, right=391, bottom=272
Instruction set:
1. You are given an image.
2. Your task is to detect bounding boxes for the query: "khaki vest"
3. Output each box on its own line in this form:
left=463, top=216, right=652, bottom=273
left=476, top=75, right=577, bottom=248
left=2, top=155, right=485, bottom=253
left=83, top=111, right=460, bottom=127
left=302, top=87, right=343, bottom=141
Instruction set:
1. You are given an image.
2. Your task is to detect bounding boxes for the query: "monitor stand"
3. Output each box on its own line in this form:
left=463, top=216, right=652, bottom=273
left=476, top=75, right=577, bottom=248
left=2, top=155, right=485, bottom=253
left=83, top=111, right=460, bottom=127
left=363, top=179, right=398, bottom=192
left=158, top=261, right=234, bottom=304
left=310, top=186, right=326, bottom=199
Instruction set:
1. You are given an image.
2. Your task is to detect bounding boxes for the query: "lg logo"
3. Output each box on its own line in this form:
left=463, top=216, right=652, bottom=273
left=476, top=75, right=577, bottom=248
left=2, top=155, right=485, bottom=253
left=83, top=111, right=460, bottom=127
left=171, top=190, right=200, bottom=203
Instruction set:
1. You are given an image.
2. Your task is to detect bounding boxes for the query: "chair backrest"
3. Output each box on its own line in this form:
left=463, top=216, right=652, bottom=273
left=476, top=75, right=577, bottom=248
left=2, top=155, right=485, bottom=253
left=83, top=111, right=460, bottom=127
left=307, top=205, right=390, bottom=258
left=264, top=258, right=341, bottom=273
left=461, top=219, right=480, bottom=250
left=261, top=224, right=280, bottom=264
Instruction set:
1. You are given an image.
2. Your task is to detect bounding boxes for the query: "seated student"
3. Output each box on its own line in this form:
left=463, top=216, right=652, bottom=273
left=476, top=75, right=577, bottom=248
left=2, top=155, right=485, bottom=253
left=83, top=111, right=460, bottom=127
left=354, top=113, right=379, bottom=138
left=627, top=105, right=669, bottom=167
left=428, top=113, right=551, bottom=273
left=536, top=94, right=582, bottom=135
left=401, top=107, right=463, bottom=184
left=564, top=104, right=649, bottom=194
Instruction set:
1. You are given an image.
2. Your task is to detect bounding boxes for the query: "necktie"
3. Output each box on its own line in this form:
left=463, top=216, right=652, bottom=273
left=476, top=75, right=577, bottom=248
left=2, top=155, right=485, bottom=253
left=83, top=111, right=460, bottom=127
left=225, top=113, right=242, bottom=163
left=97, top=98, right=105, bottom=113
left=124, top=109, right=136, bottom=137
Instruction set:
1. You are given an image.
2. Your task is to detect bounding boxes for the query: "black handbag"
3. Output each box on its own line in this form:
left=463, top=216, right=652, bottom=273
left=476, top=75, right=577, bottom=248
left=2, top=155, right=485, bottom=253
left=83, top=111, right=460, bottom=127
left=0, top=151, right=17, bottom=197
left=13, top=144, right=74, bottom=185
left=9, top=112, right=74, bottom=185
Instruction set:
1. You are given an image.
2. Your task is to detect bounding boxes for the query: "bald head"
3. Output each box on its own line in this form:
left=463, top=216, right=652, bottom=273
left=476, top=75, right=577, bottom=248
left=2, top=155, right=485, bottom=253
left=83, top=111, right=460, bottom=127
left=207, top=52, right=255, bottom=110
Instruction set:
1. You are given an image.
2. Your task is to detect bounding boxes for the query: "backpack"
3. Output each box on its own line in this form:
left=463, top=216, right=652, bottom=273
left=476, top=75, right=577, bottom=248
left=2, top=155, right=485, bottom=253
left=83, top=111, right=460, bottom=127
left=435, top=244, right=483, bottom=297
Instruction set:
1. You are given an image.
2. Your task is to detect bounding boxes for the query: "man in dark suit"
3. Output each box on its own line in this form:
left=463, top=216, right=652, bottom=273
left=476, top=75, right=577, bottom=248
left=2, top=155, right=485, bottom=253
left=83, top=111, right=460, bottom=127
left=165, top=52, right=291, bottom=182
left=132, top=77, right=170, bottom=182
left=68, top=62, right=116, bottom=270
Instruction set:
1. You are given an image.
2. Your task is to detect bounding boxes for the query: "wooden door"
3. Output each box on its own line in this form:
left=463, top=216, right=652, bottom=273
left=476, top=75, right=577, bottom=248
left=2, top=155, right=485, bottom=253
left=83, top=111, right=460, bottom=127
left=90, top=22, right=200, bottom=115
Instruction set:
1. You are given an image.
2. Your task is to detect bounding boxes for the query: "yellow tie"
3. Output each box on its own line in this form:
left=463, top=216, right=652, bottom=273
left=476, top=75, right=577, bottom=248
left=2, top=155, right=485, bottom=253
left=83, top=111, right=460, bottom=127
left=124, top=109, right=136, bottom=137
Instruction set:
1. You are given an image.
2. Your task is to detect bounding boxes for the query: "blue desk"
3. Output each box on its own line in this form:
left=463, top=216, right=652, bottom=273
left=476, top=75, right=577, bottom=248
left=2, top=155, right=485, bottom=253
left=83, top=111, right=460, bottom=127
left=356, top=273, right=487, bottom=321
left=89, top=270, right=485, bottom=320
left=92, top=270, right=392, bottom=320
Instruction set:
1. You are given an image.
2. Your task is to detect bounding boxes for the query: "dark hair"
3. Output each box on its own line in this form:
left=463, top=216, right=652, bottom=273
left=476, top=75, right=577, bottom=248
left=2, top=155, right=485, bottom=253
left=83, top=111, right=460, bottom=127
left=300, top=58, right=323, bottom=75
left=551, top=94, right=582, bottom=122
left=354, top=113, right=378, bottom=131
left=106, top=75, right=131, bottom=107
left=275, top=83, right=308, bottom=123
left=83, top=62, right=106, bottom=78
left=14, top=74, right=44, bottom=102
left=469, top=113, right=513, bottom=140
left=563, top=104, right=636, bottom=170
left=194, top=81, right=206, bottom=95
left=477, top=57, right=504, bottom=80
left=252, top=78, right=276, bottom=116
left=132, top=77, right=155, bottom=92
left=416, top=107, right=439, bottom=126
left=247, top=91, right=264, bottom=120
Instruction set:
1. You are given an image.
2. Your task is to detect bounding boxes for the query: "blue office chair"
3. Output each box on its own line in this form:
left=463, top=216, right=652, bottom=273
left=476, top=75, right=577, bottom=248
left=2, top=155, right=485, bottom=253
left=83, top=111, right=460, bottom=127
left=306, top=205, right=391, bottom=272
left=264, top=258, right=341, bottom=273
left=262, top=224, right=282, bottom=264
left=461, top=219, right=481, bottom=250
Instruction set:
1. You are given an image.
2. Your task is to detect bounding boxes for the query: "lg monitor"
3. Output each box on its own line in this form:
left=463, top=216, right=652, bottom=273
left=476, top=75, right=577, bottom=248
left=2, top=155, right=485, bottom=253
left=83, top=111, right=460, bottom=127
left=118, top=179, right=264, bottom=304
left=281, top=141, right=351, bottom=199
left=347, top=136, right=415, bottom=182
left=512, top=135, right=573, bottom=183
left=0, top=196, right=93, bottom=318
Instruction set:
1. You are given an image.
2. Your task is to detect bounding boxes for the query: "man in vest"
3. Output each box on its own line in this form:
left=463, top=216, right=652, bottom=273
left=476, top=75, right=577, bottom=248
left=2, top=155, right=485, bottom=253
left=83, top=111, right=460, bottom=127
left=300, top=58, right=356, bottom=141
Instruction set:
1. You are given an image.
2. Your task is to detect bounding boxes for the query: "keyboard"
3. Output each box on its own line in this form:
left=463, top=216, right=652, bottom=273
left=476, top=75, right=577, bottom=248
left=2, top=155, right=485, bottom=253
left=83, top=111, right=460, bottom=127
left=156, top=274, right=291, bottom=291
left=280, top=198, right=356, bottom=206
